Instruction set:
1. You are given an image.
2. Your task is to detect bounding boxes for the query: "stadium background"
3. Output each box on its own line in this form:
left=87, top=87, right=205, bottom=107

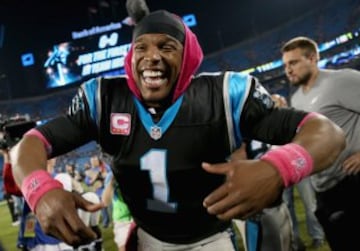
left=0, top=0, right=359, bottom=214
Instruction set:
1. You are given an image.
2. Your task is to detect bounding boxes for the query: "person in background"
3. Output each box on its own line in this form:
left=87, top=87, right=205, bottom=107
left=1, top=148, right=22, bottom=226
left=281, top=36, right=360, bottom=251
left=232, top=94, right=295, bottom=251
left=3, top=152, right=73, bottom=251
left=85, top=155, right=111, bottom=228
left=10, top=2, right=345, bottom=250
left=4, top=149, right=102, bottom=251
left=65, top=163, right=76, bottom=178
left=0, top=241, right=5, bottom=251
left=283, top=182, right=324, bottom=250
left=65, top=163, right=85, bottom=195
left=232, top=141, right=294, bottom=251
left=46, top=157, right=58, bottom=176
left=102, top=172, right=133, bottom=251
left=271, top=93, right=325, bottom=250
left=54, top=171, right=103, bottom=251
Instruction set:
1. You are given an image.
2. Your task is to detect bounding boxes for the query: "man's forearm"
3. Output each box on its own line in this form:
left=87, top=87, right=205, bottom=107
left=292, top=114, right=345, bottom=173
left=10, top=135, right=49, bottom=187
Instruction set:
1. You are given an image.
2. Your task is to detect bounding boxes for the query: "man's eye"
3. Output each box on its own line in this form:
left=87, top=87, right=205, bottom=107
left=161, top=41, right=177, bottom=49
left=134, top=45, right=145, bottom=51
left=162, top=45, right=171, bottom=50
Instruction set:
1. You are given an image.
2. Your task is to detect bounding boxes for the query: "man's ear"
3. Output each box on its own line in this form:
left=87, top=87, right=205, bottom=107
left=309, top=52, right=319, bottom=64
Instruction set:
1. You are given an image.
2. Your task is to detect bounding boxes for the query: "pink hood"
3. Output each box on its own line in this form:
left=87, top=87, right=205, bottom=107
left=124, top=23, right=204, bottom=103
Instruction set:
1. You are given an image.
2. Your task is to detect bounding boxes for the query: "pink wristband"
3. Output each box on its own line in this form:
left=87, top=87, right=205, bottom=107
left=21, top=170, right=63, bottom=212
left=260, top=143, right=313, bottom=187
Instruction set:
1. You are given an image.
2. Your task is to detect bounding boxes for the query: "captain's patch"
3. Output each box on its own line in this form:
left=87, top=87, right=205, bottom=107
left=110, top=113, right=131, bottom=135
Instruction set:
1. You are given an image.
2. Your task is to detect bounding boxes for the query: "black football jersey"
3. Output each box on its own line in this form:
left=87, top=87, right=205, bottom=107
left=36, top=71, right=307, bottom=243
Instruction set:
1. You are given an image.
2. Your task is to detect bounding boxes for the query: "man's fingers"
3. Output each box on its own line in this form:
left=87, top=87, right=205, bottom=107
left=202, top=162, right=230, bottom=175
left=216, top=204, right=254, bottom=221
left=205, top=188, right=242, bottom=214
left=34, top=190, right=100, bottom=246
left=39, top=212, right=88, bottom=246
left=203, top=184, right=228, bottom=208
left=50, top=221, right=83, bottom=246
left=343, top=164, right=360, bottom=175
left=343, top=158, right=355, bottom=169
left=64, top=206, right=98, bottom=241
left=56, top=192, right=100, bottom=245
left=202, top=162, right=236, bottom=209
left=204, top=190, right=256, bottom=220
left=73, top=192, right=105, bottom=212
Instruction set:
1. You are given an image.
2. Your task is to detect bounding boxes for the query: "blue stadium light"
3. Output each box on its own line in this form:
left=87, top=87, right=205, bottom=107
left=182, top=14, right=197, bottom=27
left=21, top=53, right=35, bottom=67
left=242, top=27, right=360, bottom=74
left=318, top=40, right=337, bottom=52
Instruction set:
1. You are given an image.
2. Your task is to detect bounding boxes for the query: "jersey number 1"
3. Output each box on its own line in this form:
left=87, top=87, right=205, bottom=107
left=141, top=149, right=177, bottom=213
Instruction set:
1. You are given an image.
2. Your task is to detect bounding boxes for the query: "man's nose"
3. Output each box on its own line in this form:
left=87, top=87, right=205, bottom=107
left=144, top=47, right=161, bottom=61
left=285, top=65, right=292, bottom=74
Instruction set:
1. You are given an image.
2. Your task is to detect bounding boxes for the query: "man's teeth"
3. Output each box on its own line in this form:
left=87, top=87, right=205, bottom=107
left=143, top=70, right=163, bottom=77
left=144, top=77, right=167, bottom=85
left=142, top=70, right=167, bottom=85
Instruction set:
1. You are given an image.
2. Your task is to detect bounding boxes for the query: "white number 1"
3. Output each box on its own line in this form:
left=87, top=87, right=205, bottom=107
left=141, top=149, right=177, bottom=213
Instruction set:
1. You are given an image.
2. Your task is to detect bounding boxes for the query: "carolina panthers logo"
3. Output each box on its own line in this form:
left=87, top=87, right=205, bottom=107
left=68, top=90, right=85, bottom=115
left=253, top=79, right=273, bottom=109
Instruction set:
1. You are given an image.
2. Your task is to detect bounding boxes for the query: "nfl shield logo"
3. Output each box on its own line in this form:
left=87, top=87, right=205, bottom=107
left=150, top=125, right=162, bottom=140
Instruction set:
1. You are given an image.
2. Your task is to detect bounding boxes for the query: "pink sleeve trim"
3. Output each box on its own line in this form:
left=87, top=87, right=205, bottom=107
left=297, top=112, right=320, bottom=131
left=24, top=128, right=52, bottom=156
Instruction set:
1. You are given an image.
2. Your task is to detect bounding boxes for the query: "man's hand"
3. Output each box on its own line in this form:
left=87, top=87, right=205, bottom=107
left=35, top=189, right=104, bottom=246
left=343, top=151, right=360, bottom=175
left=202, top=159, right=283, bottom=220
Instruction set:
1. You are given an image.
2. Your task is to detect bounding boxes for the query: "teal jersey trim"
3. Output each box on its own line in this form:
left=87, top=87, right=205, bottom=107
left=133, top=95, right=184, bottom=140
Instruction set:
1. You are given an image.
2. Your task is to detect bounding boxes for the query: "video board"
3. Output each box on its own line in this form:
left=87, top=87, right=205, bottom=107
left=42, top=30, right=131, bottom=88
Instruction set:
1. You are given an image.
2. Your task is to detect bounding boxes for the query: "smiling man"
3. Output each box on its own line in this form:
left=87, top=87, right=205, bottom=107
left=9, top=8, right=345, bottom=251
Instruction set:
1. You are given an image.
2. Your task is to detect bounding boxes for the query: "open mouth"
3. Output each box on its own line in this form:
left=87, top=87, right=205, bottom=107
left=141, top=70, right=168, bottom=88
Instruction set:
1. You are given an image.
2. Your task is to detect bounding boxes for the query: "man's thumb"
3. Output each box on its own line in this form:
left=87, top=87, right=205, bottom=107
left=74, top=192, right=105, bottom=212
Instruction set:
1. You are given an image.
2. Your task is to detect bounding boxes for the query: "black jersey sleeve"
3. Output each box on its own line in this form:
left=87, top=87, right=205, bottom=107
left=240, top=77, right=308, bottom=145
left=35, top=84, right=98, bottom=158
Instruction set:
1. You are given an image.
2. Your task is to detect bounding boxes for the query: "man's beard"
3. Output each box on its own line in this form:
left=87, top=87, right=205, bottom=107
left=291, top=71, right=312, bottom=87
